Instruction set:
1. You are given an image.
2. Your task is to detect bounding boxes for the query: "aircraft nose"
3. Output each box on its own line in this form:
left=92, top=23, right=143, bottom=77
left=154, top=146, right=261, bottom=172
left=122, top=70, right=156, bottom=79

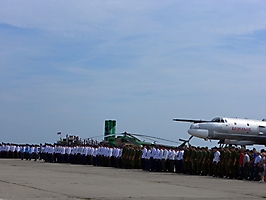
left=188, top=129, right=208, bottom=139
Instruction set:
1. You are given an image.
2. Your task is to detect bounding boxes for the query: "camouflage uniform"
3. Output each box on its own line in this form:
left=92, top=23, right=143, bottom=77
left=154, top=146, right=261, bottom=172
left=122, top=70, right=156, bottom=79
left=218, top=148, right=225, bottom=178
left=122, top=146, right=129, bottom=168
left=201, top=148, right=208, bottom=176
left=224, top=147, right=231, bottom=178
left=187, top=148, right=193, bottom=174
left=229, top=147, right=237, bottom=178
left=191, top=147, right=197, bottom=175
left=196, top=148, right=203, bottom=175
left=182, top=147, right=188, bottom=174
left=134, top=148, right=141, bottom=169
left=208, top=148, right=214, bottom=176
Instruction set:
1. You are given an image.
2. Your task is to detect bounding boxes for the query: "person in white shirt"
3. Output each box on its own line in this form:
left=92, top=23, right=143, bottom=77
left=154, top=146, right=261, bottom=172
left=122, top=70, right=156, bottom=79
left=65, top=146, right=71, bottom=163
left=97, top=146, right=103, bottom=166
left=254, top=152, right=262, bottom=181
left=243, top=150, right=250, bottom=180
left=43, top=144, right=48, bottom=162
left=92, top=146, right=98, bottom=166
left=20, top=145, right=25, bottom=160
left=81, top=146, right=87, bottom=165
left=53, top=145, right=58, bottom=163
left=33, top=145, right=39, bottom=161
left=168, top=149, right=176, bottom=173
left=107, top=147, right=113, bottom=167
left=212, top=147, right=220, bottom=177
left=145, top=147, right=151, bottom=171
left=70, top=146, right=76, bottom=164
left=39, top=144, right=43, bottom=160
left=111, top=147, right=117, bottom=168
left=86, top=146, right=92, bottom=165
left=15, top=145, right=20, bottom=158
left=115, top=147, right=121, bottom=168
left=141, top=146, right=147, bottom=170
left=77, top=145, right=83, bottom=164
left=158, top=148, right=163, bottom=172
left=10, top=145, right=15, bottom=158
left=154, top=147, right=160, bottom=172
left=118, top=147, right=123, bottom=168
left=150, top=146, right=157, bottom=171
left=177, top=148, right=184, bottom=173
left=6, top=144, right=10, bottom=158
left=28, top=145, right=33, bottom=161
left=103, top=147, right=108, bottom=167
left=48, top=145, right=54, bottom=163
left=161, top=147, right=169, bottom=172
left=258, top=151, right=265, bottom=183
left=61, top=146, right=66, bottom=163
left=0, top=145, right=3, bottom=158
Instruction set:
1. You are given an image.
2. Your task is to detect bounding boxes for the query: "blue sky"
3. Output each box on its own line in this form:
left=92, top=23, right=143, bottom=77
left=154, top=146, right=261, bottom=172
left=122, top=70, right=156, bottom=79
left=1, top=1, right=266, bottom=147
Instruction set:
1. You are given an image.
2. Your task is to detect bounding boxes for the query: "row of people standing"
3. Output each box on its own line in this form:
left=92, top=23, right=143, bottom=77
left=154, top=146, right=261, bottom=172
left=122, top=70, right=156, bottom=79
left=181, top=146, right=266, bottom=182
left=42, top=144, right=124, bottom=168
left=1, top=143, right=265, bottom=182
left=141, top=145, right=266, bottom=182
left=141, top=146, right=184, bottom=173
left=0, top=144, right=39, bottom=161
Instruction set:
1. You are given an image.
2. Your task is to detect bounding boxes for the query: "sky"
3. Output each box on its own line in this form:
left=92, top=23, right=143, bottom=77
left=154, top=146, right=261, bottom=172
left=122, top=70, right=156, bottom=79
left=1, top=1, right=266, bottom=148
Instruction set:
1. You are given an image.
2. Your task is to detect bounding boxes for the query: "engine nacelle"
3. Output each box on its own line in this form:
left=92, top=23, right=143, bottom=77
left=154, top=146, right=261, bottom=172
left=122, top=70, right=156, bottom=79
left=188, top=128, right=208, bottom=139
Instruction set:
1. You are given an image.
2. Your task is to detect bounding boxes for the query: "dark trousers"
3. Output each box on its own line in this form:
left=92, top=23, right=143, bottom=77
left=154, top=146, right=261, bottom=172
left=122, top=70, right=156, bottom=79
left=145, top=159, right=151, bottom=171
left=177, top=160, right=183, bottom=173
left=21, top=152, right=24, bottom=160
left=212, top=162, right=219, bottom=176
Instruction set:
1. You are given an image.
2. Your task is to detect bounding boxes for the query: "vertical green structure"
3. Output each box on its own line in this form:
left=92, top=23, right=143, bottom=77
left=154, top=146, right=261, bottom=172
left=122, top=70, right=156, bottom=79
left=104, top=120, right=116, bottom=141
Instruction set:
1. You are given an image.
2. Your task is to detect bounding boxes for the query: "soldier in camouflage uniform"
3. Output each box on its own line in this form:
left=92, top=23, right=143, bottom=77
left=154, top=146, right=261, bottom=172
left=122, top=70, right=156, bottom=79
left=228, top=146, right=237, bottom=179
left=134, top=147, right=142, bottom=169
left=121, top=146, right=129, bottom=169
left=218, top=147, right=225, bottom=178
left=200, top=147, right=208, bottom=176
left=208, top=148, right=214, bottom=176
left=187, top=146, right=193, bottom=175
left=234, top=148, right=241, bottom=179
left=182, top=146, right=188, bottom=174
left=190, top=146, right=197, bottom=175
left=224, top=146, right=231, bottom=178
left=129, top=146, right=136, bottom=169
left=196, top=147, right=203, bottom=175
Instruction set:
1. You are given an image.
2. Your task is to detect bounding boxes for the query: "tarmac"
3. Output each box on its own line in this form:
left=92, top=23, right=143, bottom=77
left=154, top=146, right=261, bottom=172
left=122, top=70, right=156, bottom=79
left=0, top=159, right=265, bottom=200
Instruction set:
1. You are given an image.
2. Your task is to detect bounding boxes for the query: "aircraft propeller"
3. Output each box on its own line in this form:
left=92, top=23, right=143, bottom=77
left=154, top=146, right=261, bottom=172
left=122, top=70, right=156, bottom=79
left=179, top=135, right=193, bottom=147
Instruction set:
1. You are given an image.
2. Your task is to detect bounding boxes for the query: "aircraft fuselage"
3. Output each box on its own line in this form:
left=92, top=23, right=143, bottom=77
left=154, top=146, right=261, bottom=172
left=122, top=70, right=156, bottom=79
left=176, top=117, right=266, bottom=145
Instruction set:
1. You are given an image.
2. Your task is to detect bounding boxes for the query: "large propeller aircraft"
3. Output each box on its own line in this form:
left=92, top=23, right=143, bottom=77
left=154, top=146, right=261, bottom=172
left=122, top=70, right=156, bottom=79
left=173, top=116, right=266, bottom=146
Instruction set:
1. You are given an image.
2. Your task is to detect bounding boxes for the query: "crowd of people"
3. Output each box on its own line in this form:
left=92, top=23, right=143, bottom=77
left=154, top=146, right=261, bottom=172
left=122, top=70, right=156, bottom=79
left=0, top=143, right=265, bottom=183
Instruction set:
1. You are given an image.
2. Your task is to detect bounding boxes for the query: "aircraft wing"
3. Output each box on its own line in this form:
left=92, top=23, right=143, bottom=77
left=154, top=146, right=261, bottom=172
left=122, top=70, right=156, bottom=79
left=173, top=118, right=210, bottom=123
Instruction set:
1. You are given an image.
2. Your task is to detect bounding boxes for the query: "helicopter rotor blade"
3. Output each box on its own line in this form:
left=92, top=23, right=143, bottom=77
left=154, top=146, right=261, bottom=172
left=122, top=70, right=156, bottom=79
left=129, top=133, right=181, bottom=144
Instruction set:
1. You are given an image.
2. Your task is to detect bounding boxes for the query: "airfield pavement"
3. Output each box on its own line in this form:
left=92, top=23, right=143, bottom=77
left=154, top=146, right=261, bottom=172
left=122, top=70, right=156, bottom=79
left=0, top=159, right=265, bottom=200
